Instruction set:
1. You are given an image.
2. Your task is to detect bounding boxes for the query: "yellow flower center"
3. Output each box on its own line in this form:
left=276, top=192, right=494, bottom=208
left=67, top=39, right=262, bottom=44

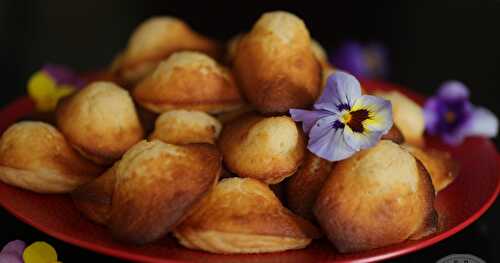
left=340, top=109, right=370, bottom=133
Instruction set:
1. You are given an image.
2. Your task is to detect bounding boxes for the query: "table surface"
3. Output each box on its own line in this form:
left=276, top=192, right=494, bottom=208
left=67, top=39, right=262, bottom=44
left=0, top=96, right=498, bottom=262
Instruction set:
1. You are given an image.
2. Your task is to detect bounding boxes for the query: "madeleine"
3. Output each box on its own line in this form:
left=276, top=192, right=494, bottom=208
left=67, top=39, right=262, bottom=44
left=109, top=140, right=221, bottom=244
left=133, top=51, right=244, bottom=114
left=174, top=177, right=320, bottom=254
left=56, top=82, right=144, bottom=164
left=72, top=164, right=117, bottom=225
left=233, top=11, right=321, bottom=114
left=0, top=122, right=102, bottom=193
left=311, top=39, right=330, bottom=70
left=286, top=151, right=334, bottom=220
left=150, top=110, right=222, bottom=145
left=218, top=114, right=305, bottom=184
left=374, top=90, right=425, bottom=146
left=314, top=140, right=437, bottom=253
left=403, top=144, right=459, bottom=192
left=113, top=17, right=220, bottom=84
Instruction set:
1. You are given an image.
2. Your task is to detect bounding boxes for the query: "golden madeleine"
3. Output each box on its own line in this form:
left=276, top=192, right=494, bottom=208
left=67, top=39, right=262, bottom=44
left=56, top=81, right=144, bottom=164
left=0, top=122, right=102, bottom=193
left=311, top=39, right=330, bottom=69
left=286, top=151, right=334, bottom=220
left=133, top=51, right=244, bottom=114
left=374, top=90, right=425, bottom=146
left=150, top=110, right=222, bottom=144
left=314, top=140, right=437, bottom=253
left=233, top=11, right=321, bottom=114
left=109, top=140, right=221, bottom=244
left=215, top=104, right=255, bottom=125
left=218, top=114, right=305, bottom=184
left=72, top=164, right=117, bottom=225
left=174, top=177, right=320, bottom=254
left=403, top=144, right=459, bottom=192
left=224, top=33, right=244, bottom=64
left=381, top=124, right=405, bottom=144
left=113, top=17, right=220, bottom=84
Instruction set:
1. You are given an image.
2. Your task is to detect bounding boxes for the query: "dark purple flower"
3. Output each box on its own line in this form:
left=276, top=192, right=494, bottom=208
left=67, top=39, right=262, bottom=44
left=42, top=64, right=86, bottom=88
left=424, top=81, right=498, bottom=145
left=330, top=41, right=388, bottom=79
left=290, top=71, right=393, bottom=161
left=0, top=240, right=25, bottom=263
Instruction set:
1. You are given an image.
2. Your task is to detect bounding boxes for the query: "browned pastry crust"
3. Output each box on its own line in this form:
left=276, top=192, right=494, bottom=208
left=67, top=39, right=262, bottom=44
left=314, top=140, right=437, bottom=253
left=108, top=140, right=221, bottom=244
left=72, top=164, right=117, bottom=225
left=381, top=124, right=405, bottom=144
left=286, top=151, right=334, bottom=220
left=112, top=17, right=220, bottom=84
left=133, top=51, right=244, bottom=114
left=174, top=177, right=320, bottom=254
left=403, top=144, right=459, bottom=193
left=56, top=81, right=144, bottom=165
left=149, top=110, right=222, bottom=145
left=218, top=113, right=305, bottom=184
left=233, top=11, right=321, bottom=114
left=0, top=121, right=103, bottom=193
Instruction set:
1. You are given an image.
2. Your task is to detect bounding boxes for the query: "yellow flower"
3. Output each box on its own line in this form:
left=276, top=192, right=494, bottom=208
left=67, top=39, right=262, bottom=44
left=27, top=71, right=75, bottom=112
left=22, top=241, right=60, bottom=263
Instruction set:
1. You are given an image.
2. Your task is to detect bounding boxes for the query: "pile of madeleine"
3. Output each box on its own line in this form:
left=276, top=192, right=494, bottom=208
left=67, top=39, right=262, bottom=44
left=0, top=11, right=458, bottom=254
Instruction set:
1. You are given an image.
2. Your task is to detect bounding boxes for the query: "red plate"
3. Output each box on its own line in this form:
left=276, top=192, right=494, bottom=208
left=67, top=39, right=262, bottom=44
left=0, top=80, right=499, bottom=263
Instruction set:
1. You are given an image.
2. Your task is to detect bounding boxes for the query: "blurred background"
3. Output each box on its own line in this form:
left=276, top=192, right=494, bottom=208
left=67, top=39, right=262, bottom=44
left=0, top=0, right=499, bottom=262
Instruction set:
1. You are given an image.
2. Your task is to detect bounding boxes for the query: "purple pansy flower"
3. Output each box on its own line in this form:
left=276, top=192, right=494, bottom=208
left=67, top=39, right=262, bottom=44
left=42, top=64, right=86, bottom=88
left=330, top=41, right=388, bottom=79
left=290, top=71, right=393, bottom=161
left=0, top=240, right=25, bottom=263
left=424, top=81, right=498, bottom=145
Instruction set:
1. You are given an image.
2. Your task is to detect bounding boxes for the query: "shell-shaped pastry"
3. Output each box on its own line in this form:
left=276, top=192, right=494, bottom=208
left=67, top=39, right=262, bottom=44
left=314, top=140, right=437, bottom=253
left=403, top=144, right=459, bottom=192
left=0, top=122, right=103, bottom=193
left=374, top=90, right=425, bottom=146
left=174, top=177, right=320, bottom=254
left=108, top=140, right=221, bottom=244
left=286, top=151, right=334, bottom=220
left=218, top=113, right=305, bottom=184
left=72, top=164, right=117, bottom=225
left=133, top=51, right=244, bottom=114
left=150, top=110, right=222, bottom=145
left=113, top=17, right=220, bottom=84
left=56, top=81, right=144, bottom=164
left=233, top=11, right=321, bottom=114
left=310, top=39, right=330, bottom=69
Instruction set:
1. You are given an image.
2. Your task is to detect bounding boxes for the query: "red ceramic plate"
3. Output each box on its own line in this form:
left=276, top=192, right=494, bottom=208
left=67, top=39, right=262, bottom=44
left=0, top=80, right=499, bottom=263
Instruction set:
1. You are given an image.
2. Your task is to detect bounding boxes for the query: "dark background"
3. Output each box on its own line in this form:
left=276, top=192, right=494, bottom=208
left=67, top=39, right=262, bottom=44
left=0, top=0, right=498, bottom=262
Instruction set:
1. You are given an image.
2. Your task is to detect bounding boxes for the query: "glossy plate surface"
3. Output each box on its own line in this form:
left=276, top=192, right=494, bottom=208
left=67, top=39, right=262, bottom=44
left=0, top=80, right=498, bottom=263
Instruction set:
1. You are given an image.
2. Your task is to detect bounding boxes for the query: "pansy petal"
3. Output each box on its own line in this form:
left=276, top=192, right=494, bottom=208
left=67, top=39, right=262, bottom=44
left=289, top=108, right=332, bottom=133
left=309, top=115, right=342, bottom=140
left=343, top=126, right=384, bottom=151
left=330, top=41, right=365, bottom=78
left=464, top=106, right=498, bottom=138
left=438, top=81, right=469, bottom=101
left=423, top=97, right=441, bottom=135
left=0, top=252, right=24, bottom=263
left=308, top=127, right=355, bottom=162
left=351, top=95, right=393, bottom=132
left=0, top=240, right=25, bottom=255
left=314, top=71, right=362, bottom=112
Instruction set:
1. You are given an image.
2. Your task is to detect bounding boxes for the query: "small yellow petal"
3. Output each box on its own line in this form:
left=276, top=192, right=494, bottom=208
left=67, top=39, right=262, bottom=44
left=22, top=241, right=58, bottom=263
left=27, top=72, right=56, bottom=99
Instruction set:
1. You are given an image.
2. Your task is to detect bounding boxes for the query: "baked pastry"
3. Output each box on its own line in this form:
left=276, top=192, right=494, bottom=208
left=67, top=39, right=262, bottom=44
left=150, top=110, right=222, bottom=144
left=174, top=177, right=320, bottom=254
left=112, top=16, right=220, bottom=84
left=381, top=124, right=405, bottom=144
left=314, top=140, right=437, bottom=253
left=133, top=51, right=244, bottom=114
left=72, top=164, right=117, bottom=225
left=109, top=140, right=221, bottom=244
left=56, top=81, right=144, bottom=164
left=224, top=33, right=244, bottom=64
left=286, top=151, right=334, bottom=220
left=374, top=90, right=425, bottom=146
left=233, top=11, right=321, bottom=114
left=218, top=113, right=305, bottom=184
left=0, top=121, right=102, bottom=193
left=403, top=144, right=459, bottom=192
left=310, top=39, right=330, bottom=69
